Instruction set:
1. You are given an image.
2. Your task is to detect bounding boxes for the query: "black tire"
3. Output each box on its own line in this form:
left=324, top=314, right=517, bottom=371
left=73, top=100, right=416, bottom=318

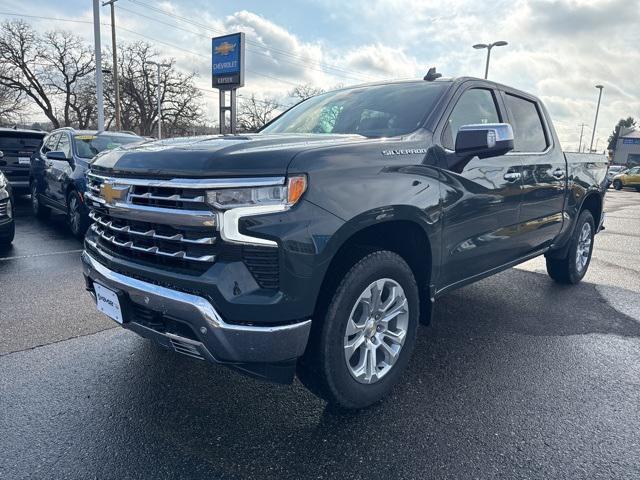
left=297, top=250, right=420, bottom=409
left=30, top=182, right=51, bottom=219
left=613, top=180, right=623, bottom=190
left=635, top=187, right=640, bottom=192
left=67, top=190, right=89, bottom=239
left=0, top=222, right=14, bottom=247
left=546, top=210, right=595, bottom=285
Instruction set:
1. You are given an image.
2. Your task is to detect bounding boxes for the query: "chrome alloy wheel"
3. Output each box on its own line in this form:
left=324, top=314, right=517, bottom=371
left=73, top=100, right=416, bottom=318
left=343, top=278, right=409, bottom=384
left=576, top=222, right=592, bottom=273
left=69, top=195, right=81, bottom=234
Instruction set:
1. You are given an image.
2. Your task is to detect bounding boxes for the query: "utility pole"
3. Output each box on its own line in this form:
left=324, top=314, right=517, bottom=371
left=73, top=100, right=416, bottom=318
left=472, top=41, right=508, bottom=79
left=590, top=84, right=604, bottom=153
left=578, top=123, right=587, bottom=153
left=148, top=61, right=171, bottom=139
left=92, top=0, right=105, bottom=131
left=103, top=0, right=121, bottom=130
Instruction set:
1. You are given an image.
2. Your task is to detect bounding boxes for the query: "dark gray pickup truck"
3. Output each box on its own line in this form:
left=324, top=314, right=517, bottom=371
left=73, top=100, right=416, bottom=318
left=81, top=76, right=607, bottom=408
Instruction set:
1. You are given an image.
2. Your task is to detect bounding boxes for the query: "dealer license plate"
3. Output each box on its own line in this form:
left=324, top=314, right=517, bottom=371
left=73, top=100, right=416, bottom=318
left=94, top=283, right=123, bottom=324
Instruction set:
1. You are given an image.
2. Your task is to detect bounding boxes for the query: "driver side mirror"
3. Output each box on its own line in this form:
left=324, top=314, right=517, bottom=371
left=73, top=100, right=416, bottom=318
left=46, top=150, right=70, bottom=162
left=455, top=123, right=514, bottom=159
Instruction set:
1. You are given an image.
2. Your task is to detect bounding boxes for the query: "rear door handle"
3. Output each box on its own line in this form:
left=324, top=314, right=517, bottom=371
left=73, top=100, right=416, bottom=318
left=503, top=172, right=521, bottom=182
left=552, top=168, right=566, bottom=179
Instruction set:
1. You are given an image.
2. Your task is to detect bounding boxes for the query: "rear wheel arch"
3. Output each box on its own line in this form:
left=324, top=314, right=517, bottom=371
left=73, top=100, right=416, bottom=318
left=579, top=191, right=603, bottom=229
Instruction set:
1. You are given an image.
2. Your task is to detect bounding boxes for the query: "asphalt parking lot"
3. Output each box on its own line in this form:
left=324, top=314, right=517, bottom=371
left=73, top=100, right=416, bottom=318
left=1, top=189, right=639, bottom=480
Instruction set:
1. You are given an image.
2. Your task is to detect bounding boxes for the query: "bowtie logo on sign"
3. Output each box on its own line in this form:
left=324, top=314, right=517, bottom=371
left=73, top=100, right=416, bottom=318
left=214, top=42, right=236, bottom=56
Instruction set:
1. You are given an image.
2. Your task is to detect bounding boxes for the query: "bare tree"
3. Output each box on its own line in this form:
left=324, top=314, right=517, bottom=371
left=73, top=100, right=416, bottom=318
left=105, top=42, right=204, bottom=136
left=289, top=83, right=325, bottom=101
left=0, top=20, right=58, bottom=127
left=237, top=94, right=280, bottom=132
left=41, top=30, right=95, bottom=128
left=0, top=65, right=27, bottom=125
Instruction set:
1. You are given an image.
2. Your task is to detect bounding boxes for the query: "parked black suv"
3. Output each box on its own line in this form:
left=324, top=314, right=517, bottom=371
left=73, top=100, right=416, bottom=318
left=81, top=77, right=607, bottom=408
left=0, top=127, right=46, bottom=191
left=30, top=128, right=142, bottom=237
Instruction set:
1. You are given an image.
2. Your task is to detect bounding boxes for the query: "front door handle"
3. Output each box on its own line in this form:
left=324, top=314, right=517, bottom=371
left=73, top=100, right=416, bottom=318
left=503, top=172, right=522, bottom=182
left=552, top=168, right=566, bottom=179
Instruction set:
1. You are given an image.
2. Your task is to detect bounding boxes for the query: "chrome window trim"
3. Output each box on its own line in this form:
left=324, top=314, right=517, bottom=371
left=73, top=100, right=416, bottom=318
left=87, top=173, right=286, bottom=189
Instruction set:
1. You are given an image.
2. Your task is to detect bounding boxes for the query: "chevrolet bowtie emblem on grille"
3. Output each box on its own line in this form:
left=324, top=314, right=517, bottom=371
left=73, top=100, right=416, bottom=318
left=100, top=183, right=129, bottom=205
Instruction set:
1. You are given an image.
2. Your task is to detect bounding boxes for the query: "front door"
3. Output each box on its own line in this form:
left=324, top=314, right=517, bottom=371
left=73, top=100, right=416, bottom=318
left=438, top=87, right=523, bottom=290
left=48, top=132, right=73, bottom=205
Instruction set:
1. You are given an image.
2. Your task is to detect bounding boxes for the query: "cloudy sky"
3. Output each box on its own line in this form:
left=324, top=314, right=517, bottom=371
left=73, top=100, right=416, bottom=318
left=2, top=0, right=639, bottom=150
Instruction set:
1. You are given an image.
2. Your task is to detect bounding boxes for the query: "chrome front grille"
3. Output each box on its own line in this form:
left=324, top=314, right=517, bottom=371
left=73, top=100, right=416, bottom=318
left=85, top=171, right=282, bottom=287
left=89, top=211, right=216, bottom=264
left=0, top=201, right=8, bottom=218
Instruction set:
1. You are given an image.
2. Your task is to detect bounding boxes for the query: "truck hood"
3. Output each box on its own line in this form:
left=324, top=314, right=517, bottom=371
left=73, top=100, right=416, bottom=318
left=90, top=133, right=368, bottom=178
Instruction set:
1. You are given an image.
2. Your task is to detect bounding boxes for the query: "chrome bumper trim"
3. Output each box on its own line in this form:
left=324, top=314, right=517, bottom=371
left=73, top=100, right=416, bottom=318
left=82, top=251, right=311, bottom=363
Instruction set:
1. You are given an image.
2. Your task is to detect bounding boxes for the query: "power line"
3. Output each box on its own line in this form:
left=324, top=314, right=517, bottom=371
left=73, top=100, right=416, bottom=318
left=115, top=4, right=373, bottom=83
left=124, top=0, right=377, bottom=82
left=0, top=11, right=301, bottom=86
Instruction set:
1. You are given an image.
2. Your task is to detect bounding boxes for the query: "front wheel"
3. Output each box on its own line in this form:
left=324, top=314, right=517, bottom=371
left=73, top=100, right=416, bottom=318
left=297, top=250, right=419, bottom=409
left=67, top=190, right=89, bottom=239
left=31, top=182, right=51, bottom=219
left=546, top=210, right=595, bottom=284
left=613, top=180, right=623, bottom=190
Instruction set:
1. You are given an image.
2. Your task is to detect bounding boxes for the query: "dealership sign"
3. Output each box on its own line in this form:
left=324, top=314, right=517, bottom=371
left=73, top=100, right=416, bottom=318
left=212, top=33, right=245, bottom=89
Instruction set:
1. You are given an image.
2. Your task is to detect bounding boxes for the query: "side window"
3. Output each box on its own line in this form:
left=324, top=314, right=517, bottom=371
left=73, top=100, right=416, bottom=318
left=41, top=133, right=60, bottom=154
left=56, top=134, right=72, bottom=158
left=442, top=89, right=500, bottom=150
left=504, top=94, right=548, bottom=152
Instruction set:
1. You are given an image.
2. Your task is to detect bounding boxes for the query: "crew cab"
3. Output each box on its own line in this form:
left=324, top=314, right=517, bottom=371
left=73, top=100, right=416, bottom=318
left=81, top=76, right=607, bottom=409
left=0, top=127, right=46, bottom=191
left=30, top=128, right=142, bottom=237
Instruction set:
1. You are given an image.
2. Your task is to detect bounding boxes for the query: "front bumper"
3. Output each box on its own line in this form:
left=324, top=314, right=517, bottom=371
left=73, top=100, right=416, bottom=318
left=82, top=251, right=312, bottom=383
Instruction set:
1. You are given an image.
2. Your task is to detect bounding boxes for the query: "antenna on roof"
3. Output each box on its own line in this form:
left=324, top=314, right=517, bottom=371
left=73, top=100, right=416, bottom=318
left=424, top=67, right=442, bottom=81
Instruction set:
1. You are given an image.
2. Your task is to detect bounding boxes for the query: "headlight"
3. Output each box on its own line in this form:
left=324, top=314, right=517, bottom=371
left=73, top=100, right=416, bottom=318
left=0, top=174, right=6, bottom=189
left=206, top=175, right=307, bottom=210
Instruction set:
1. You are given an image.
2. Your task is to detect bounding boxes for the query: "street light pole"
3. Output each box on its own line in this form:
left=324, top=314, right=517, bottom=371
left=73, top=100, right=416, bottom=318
left=148, top=61, right=171, bottom=139
left=103, top=0, right=121, bottom=131
left=92, top=0, right=105, bottom=131
left=578, top=123, right=587, bottom=152
left=473, top=41, right=508, bottom=79
left=589, top=85, right=604, bottom=153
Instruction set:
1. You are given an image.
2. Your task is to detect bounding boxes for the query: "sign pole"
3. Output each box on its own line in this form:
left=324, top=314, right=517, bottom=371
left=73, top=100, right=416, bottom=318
left=219, top=90, right=226, bottom=134
left=230, top=89, right=237, bottom=134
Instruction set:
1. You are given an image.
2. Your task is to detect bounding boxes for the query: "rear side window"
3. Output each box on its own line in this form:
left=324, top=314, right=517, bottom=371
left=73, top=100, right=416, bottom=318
left=504, top=94, right=548, bottom=152
left=442, top=89, right=500, bottom=150
left=0, top=131, right=45, bottom=153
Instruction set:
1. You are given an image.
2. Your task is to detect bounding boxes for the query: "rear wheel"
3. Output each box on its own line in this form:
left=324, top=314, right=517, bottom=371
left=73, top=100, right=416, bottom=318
left=546, top=210, right=595, bottom=284
left=297, top=250, right=419, bottom=409
left=67, top=190, right=89, bottom=239
left=613, top=179, right=623, bottom=190
left=31, top=182, right=51, bottom=219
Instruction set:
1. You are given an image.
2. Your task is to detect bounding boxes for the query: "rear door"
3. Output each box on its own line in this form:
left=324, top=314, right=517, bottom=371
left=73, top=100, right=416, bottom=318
left=437, top=86, right=524, bottom=289
left=42, top=133, right=61, bottom=203
left=626, top=167, right=640, bottom=186
left=502, top=92, right=565, bottom=253
left=48, top=132, right=73, bottom=204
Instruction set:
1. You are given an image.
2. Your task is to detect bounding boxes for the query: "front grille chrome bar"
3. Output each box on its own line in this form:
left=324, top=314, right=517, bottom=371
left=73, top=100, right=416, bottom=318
left=85, top=191, right=217, bottom=227
left=86, top=173, right=285, bottom=189
left=91, top=224, right=216, bottom=263
left=88, top=211, right=216, bottom=245
left=129, top=192, right=206, bottom=204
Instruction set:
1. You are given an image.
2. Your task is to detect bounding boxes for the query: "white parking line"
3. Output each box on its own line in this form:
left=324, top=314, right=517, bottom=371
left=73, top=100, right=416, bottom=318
left=0, top=249, right=83, bottom=261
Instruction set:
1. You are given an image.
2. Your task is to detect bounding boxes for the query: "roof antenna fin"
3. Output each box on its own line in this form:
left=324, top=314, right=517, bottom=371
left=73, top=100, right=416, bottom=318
left=424, top=67, right=442, bottom=81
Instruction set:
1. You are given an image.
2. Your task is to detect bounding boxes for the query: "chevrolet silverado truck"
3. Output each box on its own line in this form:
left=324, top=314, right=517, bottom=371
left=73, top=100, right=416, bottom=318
left=81, top=76, right=607, bottom=409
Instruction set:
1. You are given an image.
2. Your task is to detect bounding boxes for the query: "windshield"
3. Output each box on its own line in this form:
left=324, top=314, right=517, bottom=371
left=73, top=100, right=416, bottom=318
left=74, top=134, right=142, bottom=159
left=262, top=82, right=448, bottom=137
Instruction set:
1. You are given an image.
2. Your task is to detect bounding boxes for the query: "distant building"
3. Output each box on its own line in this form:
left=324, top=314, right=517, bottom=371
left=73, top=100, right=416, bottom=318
left=612, top=127, right=640, bottom=166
